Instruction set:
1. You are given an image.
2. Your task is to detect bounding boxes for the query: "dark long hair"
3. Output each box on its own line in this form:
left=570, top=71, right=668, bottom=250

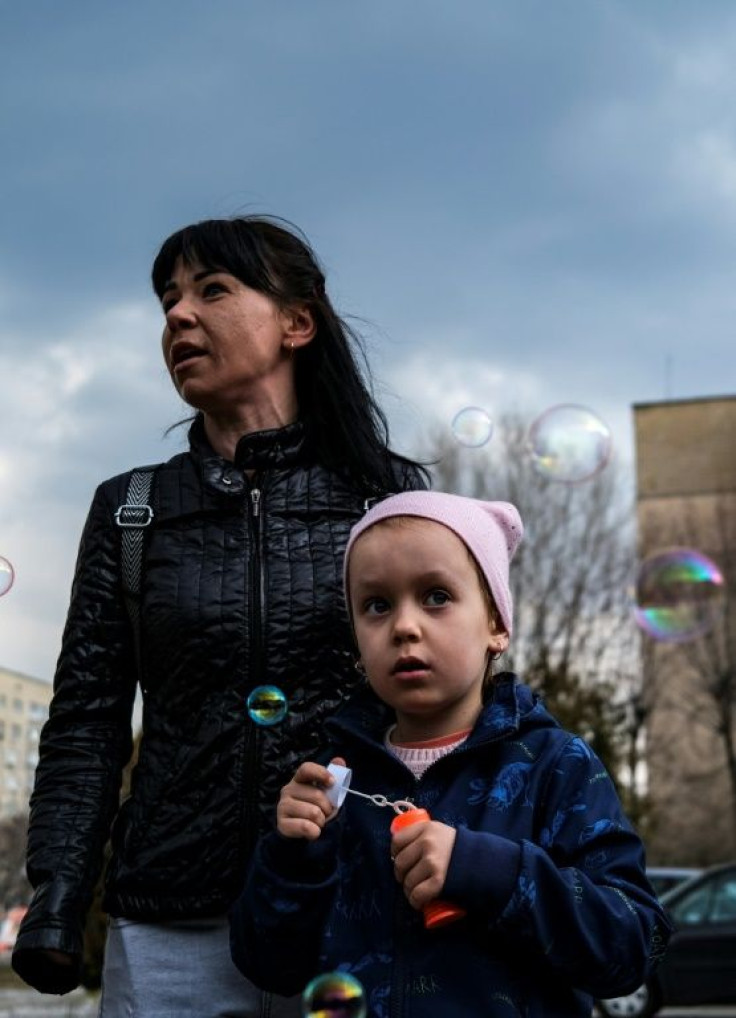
left=152, top=216, right=427, bottom=493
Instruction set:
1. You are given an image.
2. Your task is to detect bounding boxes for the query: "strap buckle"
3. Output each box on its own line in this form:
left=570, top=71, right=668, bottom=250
left=114, top=504, right=154, bottom=528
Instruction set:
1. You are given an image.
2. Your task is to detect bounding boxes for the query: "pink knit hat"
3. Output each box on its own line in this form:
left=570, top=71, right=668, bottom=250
left=344, top=490, right=523, bottom=634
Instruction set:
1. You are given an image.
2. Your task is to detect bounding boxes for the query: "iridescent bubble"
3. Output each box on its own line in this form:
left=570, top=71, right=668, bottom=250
left=302, top=972, right=366, bottom=1018
left=527, top=404, right=612, bottom=483
left=246, top=685, right=288, bottom=726
left=0, top=557, right=14, bottom=597
left=451, top=407, right=494, bottom=448
left=633, top=548, right=725, bottom=643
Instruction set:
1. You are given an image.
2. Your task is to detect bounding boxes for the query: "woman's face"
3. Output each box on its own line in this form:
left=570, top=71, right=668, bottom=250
left=160, top=258, right=312, bottom=417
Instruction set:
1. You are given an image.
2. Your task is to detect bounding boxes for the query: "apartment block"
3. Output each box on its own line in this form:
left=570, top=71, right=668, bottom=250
left=634, top=395, right=736, bottom=864
left=0, top=667, right=52, bottom=818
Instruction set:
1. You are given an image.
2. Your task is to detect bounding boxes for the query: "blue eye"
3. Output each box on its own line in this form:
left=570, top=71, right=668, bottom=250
left=425, top=590, right=450, bottom=607
left=203, top=281, right=227, bottom=298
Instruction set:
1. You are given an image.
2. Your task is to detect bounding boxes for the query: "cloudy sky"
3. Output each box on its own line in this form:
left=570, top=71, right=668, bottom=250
left=2, top=0, right=736, bottom=682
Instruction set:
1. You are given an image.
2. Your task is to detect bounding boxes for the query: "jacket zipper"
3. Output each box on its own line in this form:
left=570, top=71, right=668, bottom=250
left=390, top=885, right=409, bottom=1018
left=246, top=482, right=278, bottom=1018
left=249, top=485, right=263, bottom=682
left=242, top=482, right=265, bottom=864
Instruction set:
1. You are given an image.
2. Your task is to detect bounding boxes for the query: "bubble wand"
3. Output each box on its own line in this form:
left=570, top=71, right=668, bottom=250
left=326, top=764, right=467, bottom=929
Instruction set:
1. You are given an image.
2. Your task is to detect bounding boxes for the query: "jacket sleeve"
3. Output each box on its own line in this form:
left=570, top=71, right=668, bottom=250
left=12, top=479, right=137, bottom=994
left=230, top=823, right=342, bottom=996
left=442, top=736, right=672, bottom=999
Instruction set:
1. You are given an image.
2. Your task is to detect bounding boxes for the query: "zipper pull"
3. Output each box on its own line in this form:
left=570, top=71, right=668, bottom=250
left=251, top=488, right=261, bottom=518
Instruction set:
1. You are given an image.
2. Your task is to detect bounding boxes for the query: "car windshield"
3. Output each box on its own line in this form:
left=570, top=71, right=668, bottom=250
left=647, top=868, right=702, bottom=900
left=667, top=870, right=736, bottom=924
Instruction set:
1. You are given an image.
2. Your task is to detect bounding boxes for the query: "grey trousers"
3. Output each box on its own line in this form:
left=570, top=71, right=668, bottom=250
left=98, top=915, right=301, bottom=1018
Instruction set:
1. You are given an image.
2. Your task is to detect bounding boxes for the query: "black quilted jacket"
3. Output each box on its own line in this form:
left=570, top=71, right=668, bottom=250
left=13, top=415, right=423, bottom=992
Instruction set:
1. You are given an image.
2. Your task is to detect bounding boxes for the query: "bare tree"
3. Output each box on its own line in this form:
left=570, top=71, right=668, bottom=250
left=422, top=413, right=641, bottom=794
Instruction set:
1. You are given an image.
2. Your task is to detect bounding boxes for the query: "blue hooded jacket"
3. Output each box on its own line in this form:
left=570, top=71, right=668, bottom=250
left=230, top=675, right=671, bottom=1017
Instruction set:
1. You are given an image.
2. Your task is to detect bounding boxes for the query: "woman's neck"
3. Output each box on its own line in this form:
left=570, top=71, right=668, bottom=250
left=202, top=398, right=298, bottom=462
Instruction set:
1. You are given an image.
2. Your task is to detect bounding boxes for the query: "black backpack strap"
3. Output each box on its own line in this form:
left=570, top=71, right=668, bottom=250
left=114, top=467, right=158, bottom=686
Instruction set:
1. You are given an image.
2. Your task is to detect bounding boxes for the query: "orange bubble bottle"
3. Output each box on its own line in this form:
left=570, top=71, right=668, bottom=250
left=390, top=808, right=467, bottom=929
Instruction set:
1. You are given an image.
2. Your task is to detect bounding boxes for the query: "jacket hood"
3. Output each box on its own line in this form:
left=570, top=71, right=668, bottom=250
left=325, top=672, right=560, bottom=751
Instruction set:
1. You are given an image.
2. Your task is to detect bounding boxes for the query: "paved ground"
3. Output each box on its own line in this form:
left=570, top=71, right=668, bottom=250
left=660, top=1012, right=736, bottom=1017
left=0, top=997, right=734, bottom=1018
left=596, top=1010, right=736, bottom=1018
left=0, top=985, right=734, bottom=1017
left=0, top=987, right=98, bottom=1016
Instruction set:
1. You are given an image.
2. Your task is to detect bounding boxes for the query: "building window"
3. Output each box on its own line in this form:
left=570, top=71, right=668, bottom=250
left=29, top=702, right=48, bottom=721
left=12, top=699, right=23, bottom=713
left=10, top=724, right=21, bottom=742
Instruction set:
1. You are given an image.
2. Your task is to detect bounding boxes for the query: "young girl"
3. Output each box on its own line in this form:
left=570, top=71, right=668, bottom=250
left=230, top=491, right=670, bottom=1017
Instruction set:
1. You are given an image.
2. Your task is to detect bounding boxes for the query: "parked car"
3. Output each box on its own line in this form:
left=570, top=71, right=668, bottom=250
left=646, top=865, right=703, bottom=898
left=597, top=861, right=736, bottom=1017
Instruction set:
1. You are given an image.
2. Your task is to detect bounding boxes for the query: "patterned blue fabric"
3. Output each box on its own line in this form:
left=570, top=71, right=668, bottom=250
left=230, top=674, right=671, bottom=1017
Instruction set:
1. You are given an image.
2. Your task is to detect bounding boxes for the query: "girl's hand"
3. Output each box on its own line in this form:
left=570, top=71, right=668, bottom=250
left=391, top=820, right=457, bottom=909
left=276, top=756, right=346, bottom=840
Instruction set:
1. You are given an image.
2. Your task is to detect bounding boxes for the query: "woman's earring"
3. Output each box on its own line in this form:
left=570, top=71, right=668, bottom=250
left=354, top=659, right=366, bottom=676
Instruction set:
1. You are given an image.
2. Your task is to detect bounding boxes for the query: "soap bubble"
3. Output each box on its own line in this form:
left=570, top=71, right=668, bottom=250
left=0, top=557, right=14, bottom=597
left=451, top=407, right=493, bottom=448
left=246, top=685, right=288, bottom=726
left=633, top=548, right=725, bottom=643
left=302, top=972, right=366, bottom=1018
left=527, top=404, right=612, bottom=483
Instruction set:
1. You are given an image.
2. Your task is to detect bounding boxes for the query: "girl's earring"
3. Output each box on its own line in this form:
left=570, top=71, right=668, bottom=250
left=490, top=650, right=503, bottom=661
left=354, top=658, right=366, bottom=677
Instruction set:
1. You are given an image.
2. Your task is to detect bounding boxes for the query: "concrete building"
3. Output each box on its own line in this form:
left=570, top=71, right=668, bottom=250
left=0, top=667, right=52, bottom=817
left=634, top=395, right=736, bottom=864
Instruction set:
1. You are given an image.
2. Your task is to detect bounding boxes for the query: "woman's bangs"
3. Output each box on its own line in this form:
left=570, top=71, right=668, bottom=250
left=152, top=221, right=263, bottom=298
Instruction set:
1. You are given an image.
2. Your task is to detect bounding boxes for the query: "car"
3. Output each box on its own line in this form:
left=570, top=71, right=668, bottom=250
left=646, top=865, right=703, bottom=898
left=597, top=861, right=736, bottom=1017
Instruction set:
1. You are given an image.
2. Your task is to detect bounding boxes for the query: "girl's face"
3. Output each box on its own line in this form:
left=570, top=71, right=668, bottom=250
left=349, top=519, right=509, bottom=742
left=160, top=258, right=313, bottom=417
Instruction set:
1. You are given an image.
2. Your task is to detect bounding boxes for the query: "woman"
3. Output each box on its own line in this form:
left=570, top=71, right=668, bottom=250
left=12, top=216, right=427, bottom=1016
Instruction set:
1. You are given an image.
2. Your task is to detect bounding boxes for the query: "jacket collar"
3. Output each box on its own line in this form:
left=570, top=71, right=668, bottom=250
left=188, top=413, right=306, bottom=494
left=325, top=673, right=550, bottom=751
